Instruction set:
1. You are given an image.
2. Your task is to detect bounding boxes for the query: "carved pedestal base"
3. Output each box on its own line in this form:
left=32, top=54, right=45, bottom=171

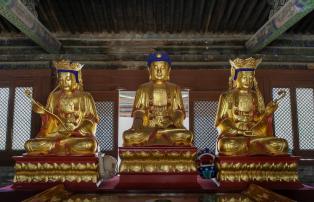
left=13, top=155, right=99, bottom=191
left=119, top=146, right=197, bottom=174
left=118, top=147, right=199, bottom=189
left=216, top=155, right=302, bottom=189
left=117, top=174, right=200, bottom=189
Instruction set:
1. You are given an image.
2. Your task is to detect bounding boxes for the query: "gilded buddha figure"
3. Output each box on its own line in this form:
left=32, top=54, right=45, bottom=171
left=24, top=60, right=99, bottom=155
left=215, top=58, right=288, bottom=156
left=123, top=52, right=193, bottom=146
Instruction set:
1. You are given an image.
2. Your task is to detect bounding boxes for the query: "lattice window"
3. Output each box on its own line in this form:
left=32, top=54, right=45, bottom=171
left=0, top=88, right=9, bottom=150
left=12, top=87, right=32, bottom=150
left=193, top=101, right=218, bottom=152
left=95, top=101, right=114, bottom=151
left=296, top=88, right=314, bottom=150
left=272, top=88, right=294, bottom=149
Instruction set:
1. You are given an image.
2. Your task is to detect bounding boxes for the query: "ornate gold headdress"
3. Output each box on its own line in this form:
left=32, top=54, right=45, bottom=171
left=229, top=57, right=262, bottom=80
left=53, top=59, right=84, bottom=71
left=53, top=59, right=84, bottom=83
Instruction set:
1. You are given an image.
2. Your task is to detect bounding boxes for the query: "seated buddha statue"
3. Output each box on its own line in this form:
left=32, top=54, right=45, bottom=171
left=215, top=57, right=288, bottom=156
left=24, top=59, right=99, bottom=156
left=123, top=52, right=193, bottom=146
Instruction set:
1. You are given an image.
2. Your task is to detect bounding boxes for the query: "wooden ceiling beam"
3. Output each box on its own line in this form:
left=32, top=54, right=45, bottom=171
left=203, top=0, right=216, bottom=33
left=220, top=0, right=237, bottom=31
left=246, top=0, right=314, bottom=53
left=229, top=0, right=246, bottom=31
left=0, top=0, right=61, bottom=53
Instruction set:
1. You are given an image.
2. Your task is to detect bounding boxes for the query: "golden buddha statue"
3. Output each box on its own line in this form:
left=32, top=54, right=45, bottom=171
left=24, top=59, right=99, bottom=156
left=123, top=51, right=193, bottom=146
left=215, top=57, right=288, bottom=156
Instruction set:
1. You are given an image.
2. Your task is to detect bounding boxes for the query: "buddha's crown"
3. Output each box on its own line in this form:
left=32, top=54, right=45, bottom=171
left=53, top=59, right=84, bottom=71
left=229, top=57, right=262, bottom=69
left=147, top=51, right=172, bottom=67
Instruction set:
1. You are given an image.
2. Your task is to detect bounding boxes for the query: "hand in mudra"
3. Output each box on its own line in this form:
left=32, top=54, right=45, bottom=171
left=132, top=118, right=143, bottom=130
left=132, top=111, right=144, bottom=130
left=173, top=110, right=184, bottom=128
left=265, top=101, right=278, bottom=116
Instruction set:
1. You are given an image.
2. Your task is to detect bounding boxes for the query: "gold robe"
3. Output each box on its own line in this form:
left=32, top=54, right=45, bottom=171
left=215, top=89, right=288, bottom=156
left=25, top=90, right=99, bottom=155
left=123, top=82, right=193, bottom=146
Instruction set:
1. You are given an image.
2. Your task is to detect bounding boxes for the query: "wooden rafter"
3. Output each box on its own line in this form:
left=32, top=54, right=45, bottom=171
left=246, top=0, right=314, bottom=52
left=0, top=0, right=61, bottom=53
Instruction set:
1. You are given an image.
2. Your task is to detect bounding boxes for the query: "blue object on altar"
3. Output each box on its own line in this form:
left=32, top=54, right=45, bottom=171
left=197, top=148, right=216, bottom=179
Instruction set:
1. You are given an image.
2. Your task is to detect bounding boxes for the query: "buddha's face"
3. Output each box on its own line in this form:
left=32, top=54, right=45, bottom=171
left=149, top=61, right=170, bottom=81
left=58, top=72, right=77, bottom=91
left=235, top=72, right=254, bottom=90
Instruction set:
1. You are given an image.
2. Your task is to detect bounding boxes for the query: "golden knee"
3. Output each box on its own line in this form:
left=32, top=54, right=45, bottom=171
left=70, top=138, right=97, bottom=154
left=266, top=138, right=288, bottom=154
left=123, top=131, right=148, bottom=146
left=24, top=139, right=55, bottom=154
left=217, top=138, right=249, bottom=156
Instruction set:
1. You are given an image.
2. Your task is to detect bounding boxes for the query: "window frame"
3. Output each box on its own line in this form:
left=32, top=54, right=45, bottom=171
left=0, top=70, right=51, bottom=166
left=91, top=90, right=119, bottom=158
left=268, top=74, right=314, bottom=162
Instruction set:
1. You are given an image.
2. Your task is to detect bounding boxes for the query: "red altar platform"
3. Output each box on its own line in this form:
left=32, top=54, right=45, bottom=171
left=117, top=174, right=201, bottom=189
left=13, top=155, right=99, bottom=191
left=1, top=175, right=314, bottom=202
left=118, top=146, right=200, bottom=190
left=119, top=146, right=197, bottom=174
left=216, top=155, right=302, bottom=189
left=5, top=149, right=312, bottom=201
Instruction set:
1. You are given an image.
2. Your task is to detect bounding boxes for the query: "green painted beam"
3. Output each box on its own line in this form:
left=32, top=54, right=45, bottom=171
left=0, top=0, right=61, bottom=53
left=246, top=0, right=314, bottom=53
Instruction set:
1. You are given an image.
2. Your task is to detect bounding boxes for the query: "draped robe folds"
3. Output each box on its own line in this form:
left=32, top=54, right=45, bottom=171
left=123, top=82, right=193, bottom=146
left=215, top=89, right=288, bottom=156
left=24, top=90, right=99, bottom=155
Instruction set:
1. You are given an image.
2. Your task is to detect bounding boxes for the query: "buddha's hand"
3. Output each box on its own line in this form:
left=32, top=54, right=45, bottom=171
left=173, top=110, right=184, bottom=128
left=132, top=118, right=143, bottom=130
left=32, top=102, right=46, bottom=114
left=231, top=128, right=248, bottom=136
left=243, top=130, right=253, bottom=136
left=265, top=101, right=278, bottom=116
left=132, top=111, right=144, bottom=130
left=64, top=123, right=77, bottom=131
left=78, top=120, right=94, bottom=136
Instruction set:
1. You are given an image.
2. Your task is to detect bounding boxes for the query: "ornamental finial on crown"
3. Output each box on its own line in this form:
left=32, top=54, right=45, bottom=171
left=229, top=57, right=262, bottom=70
left=52, top=59, right=84, bottom=72
left=229, top=57, right=262, bottom=81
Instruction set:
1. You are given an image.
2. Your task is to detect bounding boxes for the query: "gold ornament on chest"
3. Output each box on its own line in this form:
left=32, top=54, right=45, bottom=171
left=236, top=93, right=254, bottom=112
left=153, top=88, right=168, bottom=106
left=59, top=97, right=78, bottom=113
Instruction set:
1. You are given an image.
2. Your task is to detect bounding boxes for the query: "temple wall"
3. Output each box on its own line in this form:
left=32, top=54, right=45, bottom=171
left=0, top=33, right=313, bottom=187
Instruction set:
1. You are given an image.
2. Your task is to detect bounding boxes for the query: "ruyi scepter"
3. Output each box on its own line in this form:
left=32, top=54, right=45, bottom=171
left=248, top=90, right=286, bottom=133
left=24, top=88, right=69, bottom=130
